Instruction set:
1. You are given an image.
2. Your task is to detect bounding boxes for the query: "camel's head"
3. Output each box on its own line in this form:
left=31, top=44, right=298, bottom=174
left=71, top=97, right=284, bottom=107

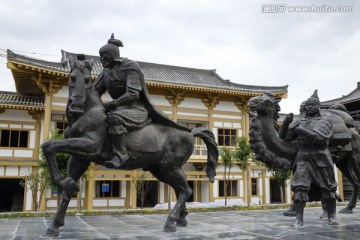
left=248, top=92, right=282, bottom=117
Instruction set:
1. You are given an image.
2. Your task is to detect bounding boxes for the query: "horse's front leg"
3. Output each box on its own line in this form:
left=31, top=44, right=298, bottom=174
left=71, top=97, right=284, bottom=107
left=46, top=157, right=89, bottom=237
left=45, top=191, right=72, bottom=237
left=42, top=137, right=99, bottom=192
left=340, top=183, right=359, bottom=214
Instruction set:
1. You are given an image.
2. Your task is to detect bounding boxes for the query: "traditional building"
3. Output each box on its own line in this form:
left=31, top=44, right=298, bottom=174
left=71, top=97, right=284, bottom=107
left=0, top=49, right=289, bottom=212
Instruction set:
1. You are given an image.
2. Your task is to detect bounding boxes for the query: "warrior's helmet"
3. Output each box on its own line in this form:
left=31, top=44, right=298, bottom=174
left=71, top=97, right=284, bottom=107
left=306, top=90, right=320, bottom=105
left=99, top=33, right=123, bottom=61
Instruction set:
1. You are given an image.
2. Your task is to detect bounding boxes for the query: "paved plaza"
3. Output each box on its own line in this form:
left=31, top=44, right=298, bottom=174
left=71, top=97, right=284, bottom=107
left=2, top=207, right=360, bottom=239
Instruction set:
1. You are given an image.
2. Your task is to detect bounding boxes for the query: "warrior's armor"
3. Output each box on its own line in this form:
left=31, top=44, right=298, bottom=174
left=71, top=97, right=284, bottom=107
left=282, top=90, right=338, bottom=227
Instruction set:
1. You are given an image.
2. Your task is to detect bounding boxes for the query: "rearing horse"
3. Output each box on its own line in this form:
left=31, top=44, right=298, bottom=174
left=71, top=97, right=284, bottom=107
left=42, top=56, right=218, bottom=236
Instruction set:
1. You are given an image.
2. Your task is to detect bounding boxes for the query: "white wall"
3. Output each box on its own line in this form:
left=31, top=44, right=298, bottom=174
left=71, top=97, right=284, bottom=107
left=214, top=101, right=239, bottom=112
left=54, top=87, right=68, bottom=98
left=0, top=109, right=34, bottom=122
left=180, top=98, right=207, bottom=109
left=149, top=94, right=171, bottom=106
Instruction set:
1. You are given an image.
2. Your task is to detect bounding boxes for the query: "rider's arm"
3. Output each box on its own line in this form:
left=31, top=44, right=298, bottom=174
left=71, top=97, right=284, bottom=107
left=93, top=72, right=107, bottom=97
left=112, top=70, right=142, bottom=106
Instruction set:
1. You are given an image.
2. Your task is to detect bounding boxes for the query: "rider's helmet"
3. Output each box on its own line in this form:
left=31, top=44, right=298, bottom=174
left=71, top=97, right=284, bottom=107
left=99, top=33, right=123, bottom=61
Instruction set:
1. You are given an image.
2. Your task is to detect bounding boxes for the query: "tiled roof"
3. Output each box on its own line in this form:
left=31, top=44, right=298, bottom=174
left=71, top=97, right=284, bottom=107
left=321, top=83, right=360, bottom=107
left=7, top=50, right=68, bottom=72
left=0, top=91, right=44, bottom=109
left=7, top=49, right=288, bottom=95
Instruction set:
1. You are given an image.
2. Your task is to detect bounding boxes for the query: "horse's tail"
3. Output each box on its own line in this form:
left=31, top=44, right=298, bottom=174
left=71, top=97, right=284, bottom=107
left=191, top=128, right=219, bottom=183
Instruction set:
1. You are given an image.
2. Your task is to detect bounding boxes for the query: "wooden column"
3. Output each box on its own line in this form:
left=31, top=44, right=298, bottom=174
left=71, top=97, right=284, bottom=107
left=131, top=171, right=137, bottom=209
left=86, top=163, right=95, bottom=211
left=27, top=110, right=42, bottom=211
left=165, top=90, right=185, bottom=122
left=261, top=168, right=266, bottom=205
left=201, top=94, right=220, bottom=202
left=125, top=176, right=131, bottom=208
left=43, top=94, right=53, bottom=141
left=28, top=110, right=42, bottom=160
left=39, top=93, right=52, bottom=211
left=235, top=98, right=249, bottom=138
left=246, top=162, right=252, bottom=206
left=337, top=168, right=344, bottom=201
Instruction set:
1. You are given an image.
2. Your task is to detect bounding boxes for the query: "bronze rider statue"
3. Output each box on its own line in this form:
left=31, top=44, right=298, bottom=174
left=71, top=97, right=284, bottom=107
left=94, top=34, right=188, bottom=168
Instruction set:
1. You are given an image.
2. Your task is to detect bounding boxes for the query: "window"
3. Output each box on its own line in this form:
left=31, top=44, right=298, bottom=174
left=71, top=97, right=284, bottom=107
left=95, top=181, right=121, bottom=198
left=178, top=122, right=203, bottom=145
left=0, top=130, right=29, bottom=148
left=218, top=180, right=238, bottom=197
left=218, top=129, right=237, bottom=146
left=56, top=122, right=69, bottom=135
left=52, top=114, right=68, bottom=135
left=251, top=178, right=258, bottom=196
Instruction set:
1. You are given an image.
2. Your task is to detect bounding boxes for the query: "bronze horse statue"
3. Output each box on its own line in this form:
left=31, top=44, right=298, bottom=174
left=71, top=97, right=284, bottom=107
left=42, top=56, right=218, bottom=236
left=248, top=92, right=360, bottom=215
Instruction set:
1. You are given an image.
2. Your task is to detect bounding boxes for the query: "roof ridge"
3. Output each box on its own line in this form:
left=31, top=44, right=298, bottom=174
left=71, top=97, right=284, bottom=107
left=61, top=50, right=220, bottom=76
left=0, top=90, right=44, bottom=97
left=7, top=49, right=64, bottom=67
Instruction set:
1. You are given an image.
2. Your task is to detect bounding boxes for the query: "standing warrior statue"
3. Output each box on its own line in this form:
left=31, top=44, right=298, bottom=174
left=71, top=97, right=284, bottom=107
left=281, top=90, right=338, bottom=227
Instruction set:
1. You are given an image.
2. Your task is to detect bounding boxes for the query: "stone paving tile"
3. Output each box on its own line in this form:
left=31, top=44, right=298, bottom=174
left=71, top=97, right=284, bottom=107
left=2, top=207, right=360, bottom=239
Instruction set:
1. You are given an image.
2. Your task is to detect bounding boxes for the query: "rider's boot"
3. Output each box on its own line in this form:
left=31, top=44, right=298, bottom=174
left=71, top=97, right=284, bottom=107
left=291, top=200, right=305, bottom=227
left=105, top=134, right=129, bottom=169
left=320, top=197, right=328, bottom=219
left=327, top=198, right=339, bottom=225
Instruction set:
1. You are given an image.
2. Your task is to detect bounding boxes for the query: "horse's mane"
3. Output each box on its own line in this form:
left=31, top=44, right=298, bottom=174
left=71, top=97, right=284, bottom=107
left=71, top=60, right=92, bottom=73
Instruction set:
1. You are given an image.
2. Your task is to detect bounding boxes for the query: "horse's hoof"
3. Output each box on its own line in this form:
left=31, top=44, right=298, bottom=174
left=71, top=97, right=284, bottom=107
left=329, top=218, right=339, bottom=225
left=290, top=221, right=304, bottom=227
left=164, top=225, right=177, bottom=232
left=339, top=208, right=353, bottom=214
left=61, top=177, right=79, bottom=192
left=45, top=228, right=59, bottom=237
left=176, top=219, right=187, bottom=227
left=320, top=212, right=328, bottom=219
left=164, top=222, right=176, bottom=232
left=283, top=211, right=296, bottom=217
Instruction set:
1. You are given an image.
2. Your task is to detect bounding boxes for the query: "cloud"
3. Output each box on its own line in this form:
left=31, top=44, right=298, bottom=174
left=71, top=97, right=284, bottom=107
left=0, top=0, right=359, bottom=113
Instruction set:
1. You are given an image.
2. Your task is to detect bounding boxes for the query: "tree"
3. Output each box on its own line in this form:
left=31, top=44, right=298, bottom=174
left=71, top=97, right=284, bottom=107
left=233, top=136, right=252, bottom=206
left=221, top=147, right=233, bottom=206
left=38, top=129, right=70, bottom=206
left=19, top=168, right=48, bottom=211
left=131, top=171, right=152, bottom=209
left=269, top=168, right=292, bottom=203
left=233, top=136, right=252, bottom=169
left=221, top=136, right=252, bottom=207
left=19, top=129, right=70, bottom=211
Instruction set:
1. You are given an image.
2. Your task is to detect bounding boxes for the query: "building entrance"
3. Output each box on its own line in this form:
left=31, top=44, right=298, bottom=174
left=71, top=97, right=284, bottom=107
left=270, top=179, right=282, bottom=203
left=0, top=179, right=24, bottom=212
left=137, top=181, right=159, bottom=208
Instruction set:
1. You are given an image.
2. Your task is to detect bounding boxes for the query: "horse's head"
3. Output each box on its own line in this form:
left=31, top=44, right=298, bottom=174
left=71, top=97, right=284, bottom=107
left=247, top=92, right=282, bottom=118
left=67, top=55, right=94, bottom=113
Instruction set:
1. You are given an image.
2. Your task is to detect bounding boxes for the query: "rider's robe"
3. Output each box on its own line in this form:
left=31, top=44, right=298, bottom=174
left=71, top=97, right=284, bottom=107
left=93, top=58, right=190, bottom=134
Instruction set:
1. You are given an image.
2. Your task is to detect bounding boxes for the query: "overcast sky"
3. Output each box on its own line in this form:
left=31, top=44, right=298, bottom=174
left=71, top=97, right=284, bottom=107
left=0, top=0, right=359, bottom=113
